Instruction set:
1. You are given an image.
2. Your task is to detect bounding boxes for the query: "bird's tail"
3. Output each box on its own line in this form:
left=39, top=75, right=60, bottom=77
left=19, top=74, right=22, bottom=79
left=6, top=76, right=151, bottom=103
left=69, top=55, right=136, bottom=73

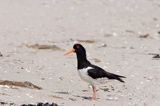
left=115, top=75, right=126, bottom=83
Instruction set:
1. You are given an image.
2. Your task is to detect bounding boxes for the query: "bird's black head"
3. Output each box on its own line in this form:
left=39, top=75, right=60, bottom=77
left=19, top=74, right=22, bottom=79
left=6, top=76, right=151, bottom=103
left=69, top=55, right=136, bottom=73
left=64, top=43, right=91, bottom=69
left=64, top=43, right=87, bottom=60
left=64, top=43, right=86, bottom=56
left=73, top=44, right=86, bottom=54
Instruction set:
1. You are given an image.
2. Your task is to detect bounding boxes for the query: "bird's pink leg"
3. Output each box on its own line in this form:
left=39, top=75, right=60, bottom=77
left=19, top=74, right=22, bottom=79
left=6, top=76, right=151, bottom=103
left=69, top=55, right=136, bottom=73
left=92, top=85, right=96, bottom=100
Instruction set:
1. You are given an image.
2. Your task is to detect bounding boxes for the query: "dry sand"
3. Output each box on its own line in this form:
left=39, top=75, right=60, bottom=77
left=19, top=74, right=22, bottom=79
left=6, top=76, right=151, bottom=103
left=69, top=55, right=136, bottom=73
left=0, top=0, right=160, bottom=106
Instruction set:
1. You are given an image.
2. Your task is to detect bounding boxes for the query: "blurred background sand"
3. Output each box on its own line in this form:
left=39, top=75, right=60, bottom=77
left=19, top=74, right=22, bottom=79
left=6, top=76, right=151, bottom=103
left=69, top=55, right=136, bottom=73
left=0, top=0, right=160, bottom=106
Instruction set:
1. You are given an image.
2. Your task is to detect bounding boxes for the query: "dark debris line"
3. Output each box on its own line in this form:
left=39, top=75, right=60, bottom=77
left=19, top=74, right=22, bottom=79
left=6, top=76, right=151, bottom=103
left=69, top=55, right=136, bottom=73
left=0, top=101, right=59, bottom=106
left=148, top=53, right=160, bottom=59
left=21, top=102, right=58, bottom=106
left=153, top=54, right=160, bottom=58
left=0, top=101, right=17, bottom=106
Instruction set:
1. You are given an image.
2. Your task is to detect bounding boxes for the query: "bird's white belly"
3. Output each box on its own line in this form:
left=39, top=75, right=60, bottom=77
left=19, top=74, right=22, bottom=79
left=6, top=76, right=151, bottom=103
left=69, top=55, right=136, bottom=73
left=78, top=67, right=110, bottom=85
left=78, top=67, right=94, bottom=85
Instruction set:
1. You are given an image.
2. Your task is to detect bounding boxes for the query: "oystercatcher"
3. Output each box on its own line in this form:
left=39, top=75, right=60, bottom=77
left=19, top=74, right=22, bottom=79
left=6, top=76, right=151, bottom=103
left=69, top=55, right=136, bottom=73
left=64, top=44, right=125, bottom=100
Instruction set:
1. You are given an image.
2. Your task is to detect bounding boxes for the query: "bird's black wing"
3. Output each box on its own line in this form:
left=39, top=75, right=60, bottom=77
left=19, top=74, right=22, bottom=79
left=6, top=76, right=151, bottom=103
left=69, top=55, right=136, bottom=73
left=87, top=65, right=126, bottom=82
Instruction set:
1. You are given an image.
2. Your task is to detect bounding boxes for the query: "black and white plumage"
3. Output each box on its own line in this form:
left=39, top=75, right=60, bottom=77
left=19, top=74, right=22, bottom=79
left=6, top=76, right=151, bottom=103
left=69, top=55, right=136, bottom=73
left=64, top=44, right=126, bottom=100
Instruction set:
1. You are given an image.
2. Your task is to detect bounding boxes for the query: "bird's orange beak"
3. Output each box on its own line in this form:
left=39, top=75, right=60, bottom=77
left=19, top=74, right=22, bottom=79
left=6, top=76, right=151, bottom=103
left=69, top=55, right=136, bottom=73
left=64, top=48, right=75, bottom=56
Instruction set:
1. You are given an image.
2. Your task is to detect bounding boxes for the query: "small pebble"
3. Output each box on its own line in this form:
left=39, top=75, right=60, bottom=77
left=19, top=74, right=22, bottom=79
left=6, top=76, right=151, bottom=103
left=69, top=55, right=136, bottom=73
left=139, top=34, right=150, bottom=38
left=130, top=46, right=134, bottom=49
left=98, top=43, right=107, bottom=48
left=101, top=88, right=110, bottom=92
left=69, top=98, right=77, bottom=101
left=0, top=52, right=3, bottom=57
left=93, top=58, right=101, bottom=63
left=25, top=68, right=31, bottom=72
left=82, top=90, right=88, bottom=92
left=104, top=33, right=112, bottom=37
left=41, top=78, right=45, bottom=80
left=112, top=32, right=118, bottom=37
left=59, top=77, right=64, bottom=80
left=140, top=81, right=144, bottom=84
left=107, top=97, right=118, bottom=101
left=153, top=17, right=158, bottom=21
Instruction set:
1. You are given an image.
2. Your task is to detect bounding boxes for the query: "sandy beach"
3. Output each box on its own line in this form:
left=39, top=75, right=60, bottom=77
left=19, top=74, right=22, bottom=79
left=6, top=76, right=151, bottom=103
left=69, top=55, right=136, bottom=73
left=0, top=0, right=160, bottom=106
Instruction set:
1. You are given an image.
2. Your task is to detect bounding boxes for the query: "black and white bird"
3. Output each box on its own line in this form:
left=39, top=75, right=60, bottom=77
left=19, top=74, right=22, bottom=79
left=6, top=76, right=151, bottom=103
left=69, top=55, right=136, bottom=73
left=64, top=44, right=125, bottom=100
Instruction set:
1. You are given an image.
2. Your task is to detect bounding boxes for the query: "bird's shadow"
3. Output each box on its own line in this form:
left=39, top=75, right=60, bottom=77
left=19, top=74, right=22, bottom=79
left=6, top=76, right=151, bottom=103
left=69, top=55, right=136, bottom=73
left=73, top=95, right=100, bottom=100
